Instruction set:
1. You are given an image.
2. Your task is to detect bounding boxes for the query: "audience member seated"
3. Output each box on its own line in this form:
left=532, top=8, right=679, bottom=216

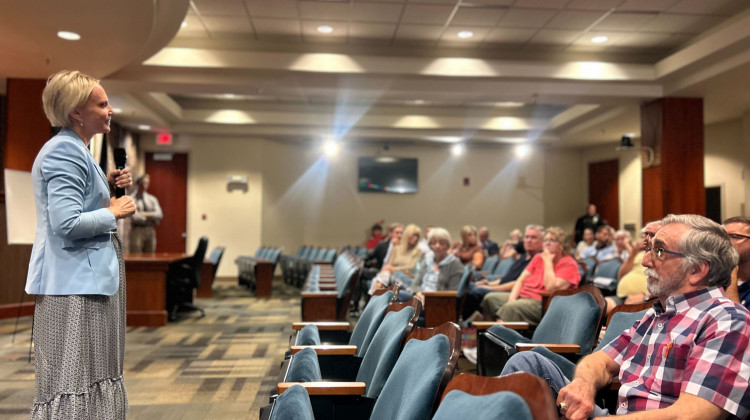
left=365, top=223, right=385, bottom=250
left=614, top=229, right=632, bottom=261
left=723, top=216, right=750, bottom=310
left=450, top=225, right=484, bottom=270
left=580, top=225, right=617, bottom=261
left=604, top=221, right=661, bottom=312
left=499, top=228, right=524, bottom=260
left=575, top=228, right=595, bottom=260
left=480, top=227, right=580, bottom=325
left=464, top=224, right=544, bottom=319
left=479, top=226, right=499, bottom=257
left=368, top=224, right=424, bottom=295
left=501, top=214, right=750, bottom=420
left=402, top=227, right=463, bottom=303
left=355, top=223, right=404, bottom=312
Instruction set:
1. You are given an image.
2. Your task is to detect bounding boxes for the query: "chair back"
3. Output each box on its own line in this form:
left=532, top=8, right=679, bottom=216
left=480, top=254, right=499, bottom=273
left=580, top=257, right=597, bottom=281
left=355, top=305, right=417, bottom=399
left=595, top=258, right=621, bottom=279
left=189, top=237, right=209, bottom=288
left=208, top=246, right=225, bottom=277
left=533, top=286, right=606, bottom=355
left=438, top=372, right=556, bottom=420
left=349, top=289, right=394, bottom=356
left=493, top=257, right=515, bottom=277
left=269, top=384, right=315, bottom=420
left=594, top=308, right=648, bottom=351
left=370, top=333, right=452, bottom=420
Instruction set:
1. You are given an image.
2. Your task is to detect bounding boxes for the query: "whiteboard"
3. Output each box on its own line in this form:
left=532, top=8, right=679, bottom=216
left=4, top=169, right=37, bottom=245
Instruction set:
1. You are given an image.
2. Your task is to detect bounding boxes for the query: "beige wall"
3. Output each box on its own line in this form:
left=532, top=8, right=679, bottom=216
left=705, top=118, right=746, bottom=220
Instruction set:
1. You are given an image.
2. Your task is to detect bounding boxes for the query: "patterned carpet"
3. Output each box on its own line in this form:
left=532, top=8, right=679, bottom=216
left=0, top=278, right=301, bottom=419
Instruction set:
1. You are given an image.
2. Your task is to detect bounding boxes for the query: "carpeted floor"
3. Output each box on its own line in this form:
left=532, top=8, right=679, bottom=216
left=0, top=278, right=477, bottom=419
left=0, top=278, right=301, bottom=419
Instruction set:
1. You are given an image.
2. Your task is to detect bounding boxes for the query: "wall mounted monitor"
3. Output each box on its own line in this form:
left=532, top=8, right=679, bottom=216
left=358, top=157, right=418, bottom=194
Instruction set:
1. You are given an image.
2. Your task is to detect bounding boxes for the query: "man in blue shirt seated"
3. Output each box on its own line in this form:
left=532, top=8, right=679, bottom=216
left=724, top=216, right=750, bottom=310
left=581, top=225, right=617, bottom=261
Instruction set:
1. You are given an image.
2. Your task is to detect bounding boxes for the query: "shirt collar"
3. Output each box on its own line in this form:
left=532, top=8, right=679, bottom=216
left=652, top=286, right=724, bottom=315
left=438, top=253, right=456, bottom=267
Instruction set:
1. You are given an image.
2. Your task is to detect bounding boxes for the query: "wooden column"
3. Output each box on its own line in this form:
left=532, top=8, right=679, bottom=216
left=641, top=98, right=705, bottom=223
left=0, top=78, right=49, bottom=318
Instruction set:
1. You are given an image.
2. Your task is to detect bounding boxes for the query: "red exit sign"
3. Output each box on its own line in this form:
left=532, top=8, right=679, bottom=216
left=157, top=133, right=173, bottom=145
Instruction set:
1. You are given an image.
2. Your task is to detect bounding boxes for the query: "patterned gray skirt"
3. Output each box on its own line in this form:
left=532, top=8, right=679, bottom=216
left=31, top=234, right=128, bottom=419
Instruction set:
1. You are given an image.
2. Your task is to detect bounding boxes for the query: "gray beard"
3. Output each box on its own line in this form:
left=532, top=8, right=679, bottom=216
left=644, top=268, right=684, bottom=298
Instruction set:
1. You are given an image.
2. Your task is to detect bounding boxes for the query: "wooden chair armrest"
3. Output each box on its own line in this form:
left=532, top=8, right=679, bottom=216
left=421, top=291, right=458, bottom=298
left=472, top=321, right=529, bottom=331
left=301, top=291, right=338, bottom=298
left=515, top=343, right=581, bottom=353
left=314, top=260, right=334, bottom=265
left=292, top=322, right=350, bottom=331
left=278, top=381, right=366, bottom=396
left=290, top=345, right=358, bottom=355
left=319, top=284, right=337, bottom=291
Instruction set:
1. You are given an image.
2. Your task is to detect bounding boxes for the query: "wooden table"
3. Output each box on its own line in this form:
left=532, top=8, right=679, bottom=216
left=124, top=252, right=186, bottom=327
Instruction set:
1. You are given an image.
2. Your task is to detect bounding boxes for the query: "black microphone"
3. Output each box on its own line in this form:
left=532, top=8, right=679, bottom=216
left=114, top=148, right=127, bottom=198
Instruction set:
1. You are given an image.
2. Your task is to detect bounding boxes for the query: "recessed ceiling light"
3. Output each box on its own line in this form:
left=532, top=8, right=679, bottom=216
left=57, top=31, right=81, bottom=41
left=457, top=30, right=474, bottom=39
left=112, top=108, right=122, bottom=114
left=223, top=93, right=237, bottom=99
left=591, top=35, right=609, bottom=44
left=451, top=143, right=465, bottom=156
left=317, top=25, right=334, bottom=34
left=412, top=99, right=425, bottom=105
left=515, top=144, right=531, bottom=158
left=180, top=21, right=188, bottom=29
left=323, top=140, right=340, bottom=157
left=138, top=124, right=151, bottom=130
left=495, top=101, right=525, bottom=108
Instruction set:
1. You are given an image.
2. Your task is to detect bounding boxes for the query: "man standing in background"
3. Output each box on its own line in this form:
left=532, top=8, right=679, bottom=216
left=574, top=203, right=605, bottom=243
left=129, top=174, right=163, bottom=253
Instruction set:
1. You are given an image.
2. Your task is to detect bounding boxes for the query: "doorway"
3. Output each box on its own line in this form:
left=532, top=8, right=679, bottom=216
left=145, top=152, right=188, bottom=253
left=588, top=159, right=619, bottom=229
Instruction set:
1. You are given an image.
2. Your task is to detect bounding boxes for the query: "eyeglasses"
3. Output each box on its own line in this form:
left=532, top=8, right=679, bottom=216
left=645, top=247, right=685, bottom=260
left=727, top=233, right=750, bottom=241
left=543, top=238, right=559, bottom=243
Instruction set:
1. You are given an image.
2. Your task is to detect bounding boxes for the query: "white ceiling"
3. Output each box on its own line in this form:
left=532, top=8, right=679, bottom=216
left=2, top=0, right=750, bottom=148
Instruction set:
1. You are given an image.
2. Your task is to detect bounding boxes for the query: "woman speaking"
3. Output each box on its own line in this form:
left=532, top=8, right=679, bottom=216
left=25, top=70, right=135, bottom=418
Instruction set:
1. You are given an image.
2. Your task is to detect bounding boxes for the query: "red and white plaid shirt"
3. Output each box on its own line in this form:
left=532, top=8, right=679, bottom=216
left=602, top=287, right=750, bottom=418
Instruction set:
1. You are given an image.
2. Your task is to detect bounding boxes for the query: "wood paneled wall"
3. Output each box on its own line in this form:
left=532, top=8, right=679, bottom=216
left=1, top=78, right=48, bottom=315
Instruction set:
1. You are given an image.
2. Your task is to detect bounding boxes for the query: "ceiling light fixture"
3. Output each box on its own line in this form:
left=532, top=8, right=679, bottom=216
left=451, top=143, right=465, bottom=156
left=112, top=108, right=123, bottom=114
left=57, top=31, right=81, bottom=41
left=138, top=124, right=151, bottom=130
left=495, top=101, right=525, bottom=108
left=317, top=25, right=334, bottom=34
left=457, top=30, right=474, bottom=39
left=180, top=21, right=188, bottom=29
left=515, top=144, right=531, bottom=158
left=591, top=35, right=609, bottom=44
left=323, top=139, right=340, bottom=157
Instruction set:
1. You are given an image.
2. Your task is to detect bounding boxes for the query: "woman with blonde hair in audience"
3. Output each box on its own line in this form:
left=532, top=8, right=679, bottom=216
left=406, top=227, right=464, bottom=303
left=450, top=225, right=484, bottom=269
left=368, top=223, right=424, bottom=294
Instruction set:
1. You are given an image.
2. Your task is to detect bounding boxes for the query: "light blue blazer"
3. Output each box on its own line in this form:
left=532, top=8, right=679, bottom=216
left=25, top=128, right=119, bottom=295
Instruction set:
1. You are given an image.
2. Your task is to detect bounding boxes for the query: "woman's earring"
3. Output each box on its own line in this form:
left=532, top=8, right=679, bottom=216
left=80, top=120, right=84, bottom=127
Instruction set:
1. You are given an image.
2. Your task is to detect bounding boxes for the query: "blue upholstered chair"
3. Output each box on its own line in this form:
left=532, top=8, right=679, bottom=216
left=268, top=385, right=315, bottom=420
left=477, top=285, right=606, bottom=376
left=474, top=254, right=499, bottom=280
left=421, top=265, right=473, bottom=327
left=531, top=305, right=650, bottom=381
left=580, top=256, right=597, bottom=282
left=436, top=372, right=558, bottom=420
left=485, top=257, right=515, bottom=281
left=591, top=258, right=622, bottom=295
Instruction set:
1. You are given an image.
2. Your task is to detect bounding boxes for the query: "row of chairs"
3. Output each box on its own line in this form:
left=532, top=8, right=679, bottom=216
left=339, top=245, right=369, bottom=259
left=235, top=246, right=283, bottom=291
left=300, top=251, right=362, bottom=322
left=474, top=254, right=516, bottom=281
left=281, top=246, right=338, bottom=288
left=267, top=288, right=557, bottom=419
left=579, top=256, right=623, bottom=295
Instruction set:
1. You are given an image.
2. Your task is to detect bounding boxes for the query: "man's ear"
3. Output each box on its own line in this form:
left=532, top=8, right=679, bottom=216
left=688, top=261, right=710, bottom=287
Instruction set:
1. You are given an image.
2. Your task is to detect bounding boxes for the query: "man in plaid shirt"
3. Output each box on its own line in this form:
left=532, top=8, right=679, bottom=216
left=504, top=214, right=750, bottom=419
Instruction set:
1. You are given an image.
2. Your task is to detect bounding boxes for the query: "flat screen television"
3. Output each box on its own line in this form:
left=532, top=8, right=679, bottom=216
left=358, top=157, right=418, bottom=194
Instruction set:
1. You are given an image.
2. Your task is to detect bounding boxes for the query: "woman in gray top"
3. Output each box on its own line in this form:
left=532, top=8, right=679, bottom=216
left=409, top=227, right=464, bottom=302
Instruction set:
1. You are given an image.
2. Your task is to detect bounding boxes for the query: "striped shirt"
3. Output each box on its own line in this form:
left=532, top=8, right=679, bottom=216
left=602, top=287, right=750, bottom=418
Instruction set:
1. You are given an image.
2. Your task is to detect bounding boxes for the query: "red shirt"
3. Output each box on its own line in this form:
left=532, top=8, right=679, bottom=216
left=366, top=235, right=385, bottom=250
left=518, top=254, right=580, bottom=300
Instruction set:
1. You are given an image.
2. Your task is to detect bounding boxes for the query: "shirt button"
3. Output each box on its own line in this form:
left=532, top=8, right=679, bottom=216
left=621, top=403, right=627, bottom=408
left=657, top=323, right=663, bottom=328
left=633, top=380, right=639, bottom=385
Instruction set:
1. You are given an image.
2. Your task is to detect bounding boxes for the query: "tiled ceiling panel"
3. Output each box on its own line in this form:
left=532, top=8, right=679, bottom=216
left=299, top=1, right=351, bottom=20
left=451, top=7, right=506, bottom=26
left=193, top=0, right=247, bottom=16
left=394, top=24, right=444, bottom=41
left=497, top=9, right=556, bottom=28
left=350, top=22, right=398, bottom=39
left=351, top=2, right=404, bottom=23
left=593, top=12, right=657, bottom=31
left=513, top=0, right=570, bottom=9
left=252, top=18, right=301, bottom=37
left=618, top=0, right=677, bottom=12
left=400, top=4, right=455, bottom=25
left=638, top=14, right=722, bottom=34
left=301, top=20, right=348, bottom=39
left=202, top=16, right=254, bottom=35
left=545, top=10, right=606, bottom=30
left=484, top=27, right=537, bottom=44
left=565, top=0, right=623, bottom=11
left=528, top=29, right=582, bottom=45
left=244, top=0, right=299, bottom=19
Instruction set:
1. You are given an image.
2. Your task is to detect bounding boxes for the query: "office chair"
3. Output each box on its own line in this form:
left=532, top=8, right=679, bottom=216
left=166, top=236, right=208, bottom=321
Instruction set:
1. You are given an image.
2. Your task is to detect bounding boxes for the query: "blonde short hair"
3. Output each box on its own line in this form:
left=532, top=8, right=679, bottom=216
left=428, top=227, right=452, bottom=247
left=42, top=70, right=100, bottom=127
left=460, top=225, right=477, bottom=243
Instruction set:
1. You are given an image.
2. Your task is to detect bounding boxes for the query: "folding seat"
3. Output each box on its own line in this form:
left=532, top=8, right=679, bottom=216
left=476, top=285, right=606, bottom=376
left=591, top=258, right=622, bottom=295
left=484, top=256, right=515, bottom=281
left=474, top=254, right=499, bottom=280
left=421, top=265, right=473, bottom=327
